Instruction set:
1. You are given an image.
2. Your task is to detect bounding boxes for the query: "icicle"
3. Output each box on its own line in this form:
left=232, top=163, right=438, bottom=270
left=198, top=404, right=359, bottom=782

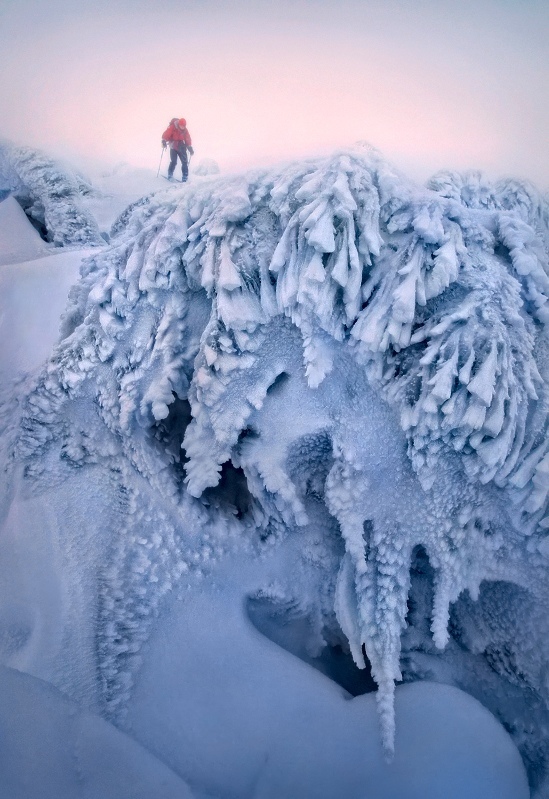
left=467, top=342, right=498, bottom=406
left=335, top=552, right=366, bottom=669
left=426, top=237, right=460, bottom=298
left=428, top=346, right=459, bottom=403
left=458, top=347, right=476, bottom=385
left=218, top=240, right=242, bottom=291
left=331, top=228, right=349, bottom=287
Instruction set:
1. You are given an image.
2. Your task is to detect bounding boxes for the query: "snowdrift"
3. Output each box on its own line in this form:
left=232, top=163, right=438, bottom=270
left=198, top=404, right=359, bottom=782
left=0, top=196, right=49, bottom=265
left=1, top=143, right=549, bottom=796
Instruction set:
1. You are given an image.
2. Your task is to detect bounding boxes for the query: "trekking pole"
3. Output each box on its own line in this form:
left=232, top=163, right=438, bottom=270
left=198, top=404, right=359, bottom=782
left=156, top=146, right=165, bottom=178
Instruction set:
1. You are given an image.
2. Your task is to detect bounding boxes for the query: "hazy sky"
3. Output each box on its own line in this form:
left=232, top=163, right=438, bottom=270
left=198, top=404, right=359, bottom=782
left=1, top=0, right=547, bottom=186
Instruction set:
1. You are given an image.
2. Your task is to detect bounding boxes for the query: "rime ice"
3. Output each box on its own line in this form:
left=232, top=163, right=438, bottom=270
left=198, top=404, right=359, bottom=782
left=0, top=142, right=545, bottom=797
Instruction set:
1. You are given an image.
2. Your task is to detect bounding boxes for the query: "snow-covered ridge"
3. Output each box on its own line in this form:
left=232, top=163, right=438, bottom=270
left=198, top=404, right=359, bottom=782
left=12, top=144, right=549, bottom=765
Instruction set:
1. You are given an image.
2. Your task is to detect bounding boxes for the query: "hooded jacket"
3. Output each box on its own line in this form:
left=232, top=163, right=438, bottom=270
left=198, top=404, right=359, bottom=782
left=162, top=118, right=192, bottom=150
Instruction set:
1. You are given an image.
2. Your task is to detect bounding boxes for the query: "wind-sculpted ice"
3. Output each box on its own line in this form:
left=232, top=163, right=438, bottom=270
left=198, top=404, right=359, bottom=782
left=0, top=143, right=104, bottom=247
left=14, top=145, right=549, bottom=769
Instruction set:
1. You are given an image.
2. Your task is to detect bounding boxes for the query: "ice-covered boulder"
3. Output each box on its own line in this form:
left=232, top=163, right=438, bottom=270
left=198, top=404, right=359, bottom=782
left=3, top=144, right=549, bottom=792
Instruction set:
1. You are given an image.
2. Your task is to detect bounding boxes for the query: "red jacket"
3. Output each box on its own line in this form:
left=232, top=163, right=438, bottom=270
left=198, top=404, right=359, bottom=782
left=162, top=118, right=192, bottom=149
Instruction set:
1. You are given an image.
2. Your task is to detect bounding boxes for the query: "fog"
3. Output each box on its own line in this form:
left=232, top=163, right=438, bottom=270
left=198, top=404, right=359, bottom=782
left=0, top=0, right=547, bottom=185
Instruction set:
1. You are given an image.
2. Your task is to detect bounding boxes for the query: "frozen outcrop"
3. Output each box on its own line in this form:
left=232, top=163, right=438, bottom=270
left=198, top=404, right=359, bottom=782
left=8, top=145, right=549, bottom=773
left=0, top=143, right=104, bottom=247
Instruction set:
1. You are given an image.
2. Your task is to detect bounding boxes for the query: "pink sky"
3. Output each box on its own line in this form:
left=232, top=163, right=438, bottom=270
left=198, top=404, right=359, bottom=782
left=1, top=0, right=547, bottom=186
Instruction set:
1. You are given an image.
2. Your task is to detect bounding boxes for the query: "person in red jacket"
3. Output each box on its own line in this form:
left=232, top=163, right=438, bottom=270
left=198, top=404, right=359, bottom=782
left=161, top=117, right=194, bottom=182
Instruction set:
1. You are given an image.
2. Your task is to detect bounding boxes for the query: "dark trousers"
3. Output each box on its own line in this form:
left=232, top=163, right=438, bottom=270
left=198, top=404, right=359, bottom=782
left=168, top=145, right=188, bottom=180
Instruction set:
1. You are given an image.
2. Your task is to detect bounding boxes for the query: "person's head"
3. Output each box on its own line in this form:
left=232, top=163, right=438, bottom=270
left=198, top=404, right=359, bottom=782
left=178, top=118, right=186, bottom=128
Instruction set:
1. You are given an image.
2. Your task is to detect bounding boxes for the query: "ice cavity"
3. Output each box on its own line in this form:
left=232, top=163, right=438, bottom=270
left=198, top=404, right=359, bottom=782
left=14, top=144, right=549, bottom=758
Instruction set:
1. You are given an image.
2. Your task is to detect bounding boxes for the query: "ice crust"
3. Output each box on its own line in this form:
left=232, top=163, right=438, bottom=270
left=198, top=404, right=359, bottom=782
left=1, top=144, right=549, bottom=794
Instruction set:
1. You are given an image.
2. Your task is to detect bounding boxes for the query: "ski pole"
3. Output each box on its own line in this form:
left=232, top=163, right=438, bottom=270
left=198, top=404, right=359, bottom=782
left=156, top=146, right=165, bottom=178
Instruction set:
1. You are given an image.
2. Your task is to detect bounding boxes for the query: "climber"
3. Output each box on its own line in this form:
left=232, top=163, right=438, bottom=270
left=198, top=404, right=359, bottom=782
left=161, top=118, right=194, bottom=182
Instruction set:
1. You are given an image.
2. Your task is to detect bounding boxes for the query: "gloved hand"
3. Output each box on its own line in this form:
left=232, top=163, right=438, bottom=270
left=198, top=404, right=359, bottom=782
left=162, top=140, right=167, bottom=149
left=188, top=146, right=194, bottom=156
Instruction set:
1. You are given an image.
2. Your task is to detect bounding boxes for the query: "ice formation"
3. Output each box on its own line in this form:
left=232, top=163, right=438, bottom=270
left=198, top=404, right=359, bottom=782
left=0, top=143, right=104, bottom=247
left=2, top=143, right=549, bottom=793
left=193, top=157, right=221, bottom=176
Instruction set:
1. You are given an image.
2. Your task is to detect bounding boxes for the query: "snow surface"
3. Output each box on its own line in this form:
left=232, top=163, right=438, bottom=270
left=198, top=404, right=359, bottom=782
left=0, top=197, right=48, bottom=266
left=0, top=665, right=193, bottom=799
left=0, top=250, right=87, bottom=382
left=0, top=141, right=547, bottom=796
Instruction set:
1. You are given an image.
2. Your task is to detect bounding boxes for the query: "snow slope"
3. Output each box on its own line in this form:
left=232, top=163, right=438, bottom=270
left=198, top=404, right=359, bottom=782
left=0, top=665, right=193, bottom=799
left=0, top=197, right=48, bottom=266
left=0, top=142, right=547, bottom=796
